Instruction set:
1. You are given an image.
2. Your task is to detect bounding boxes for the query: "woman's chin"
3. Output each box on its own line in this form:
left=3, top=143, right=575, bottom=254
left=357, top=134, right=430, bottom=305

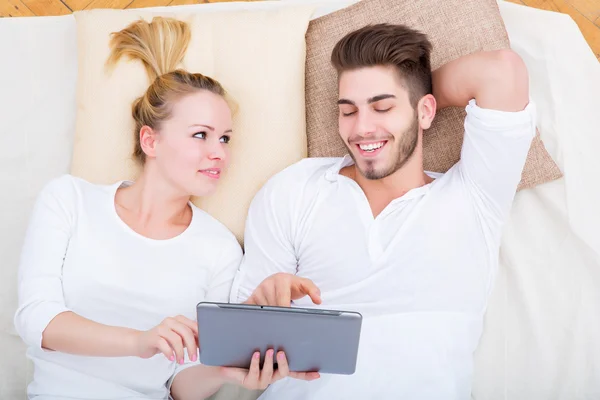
left=187, top=181, right=219, bottom=198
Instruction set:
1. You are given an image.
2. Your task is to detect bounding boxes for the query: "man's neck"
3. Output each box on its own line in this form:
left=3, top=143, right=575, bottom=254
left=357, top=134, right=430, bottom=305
left=341, top=146, right=433, bottom=218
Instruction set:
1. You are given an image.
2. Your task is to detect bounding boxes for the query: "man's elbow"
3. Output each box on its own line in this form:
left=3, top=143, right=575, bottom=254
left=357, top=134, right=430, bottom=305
left=485, top=49, right=530, bottom=111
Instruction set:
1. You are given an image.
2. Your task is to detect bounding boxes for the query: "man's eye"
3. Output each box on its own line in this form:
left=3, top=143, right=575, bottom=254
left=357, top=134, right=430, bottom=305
left=375, top=108, right=392, bottom=113
left=193, top=132, right=206, bottom=139
left=220, top=135, right=231, bottom=144
left=342, top=111, right=357, bottom=117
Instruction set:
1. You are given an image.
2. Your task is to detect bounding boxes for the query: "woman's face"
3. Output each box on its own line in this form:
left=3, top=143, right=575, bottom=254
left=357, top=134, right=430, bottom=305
left=143, top=90, right=233, bottom=197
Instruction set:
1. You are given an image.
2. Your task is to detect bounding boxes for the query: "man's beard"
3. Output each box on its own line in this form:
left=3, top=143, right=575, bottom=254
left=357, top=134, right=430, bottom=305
left=345, top=116, right=419, bottom=180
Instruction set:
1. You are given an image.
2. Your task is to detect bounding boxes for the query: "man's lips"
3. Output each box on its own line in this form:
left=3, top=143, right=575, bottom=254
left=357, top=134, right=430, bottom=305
left=353, top=140, right=388, bottom=157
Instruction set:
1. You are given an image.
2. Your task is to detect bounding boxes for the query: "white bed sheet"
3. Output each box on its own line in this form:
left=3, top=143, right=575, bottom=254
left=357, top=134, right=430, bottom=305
left=0, top=14, right=78, bottom=399
left=0, top=1, right=598, bottom=399
left=473, top=3, right=600, bottom=399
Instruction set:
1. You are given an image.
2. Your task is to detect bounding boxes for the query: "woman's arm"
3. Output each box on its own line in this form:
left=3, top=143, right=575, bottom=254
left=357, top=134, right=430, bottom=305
left=14, top=176, right=196, bottom=363
left=41, top=311, right=139, bottom=356
left=41, top=312, right=198, bottom=363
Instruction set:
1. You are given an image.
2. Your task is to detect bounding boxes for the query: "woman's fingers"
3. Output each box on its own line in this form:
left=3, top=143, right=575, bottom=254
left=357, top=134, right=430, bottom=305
left=273, top=351, right=290, bottom=381
left=274, top=351, right=320, bottom=382
left=159, top=327, right=185, bottom=363
left=289, top=371, right=321, bottom=381
left=174, top=315, right=199, bottom=336
left=221, top=350, right=319, bottom=389
left=244, top=351, right=261, bottom=387
left=168, top=322, right=198, bottom=362
left=156, top=337, right=174, bottom=361
left=259, top=349, right=274, bottom=389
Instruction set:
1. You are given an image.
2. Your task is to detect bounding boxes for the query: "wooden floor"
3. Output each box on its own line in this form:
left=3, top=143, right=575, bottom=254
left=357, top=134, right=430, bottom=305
left=1, top=0, right=599, bottom=61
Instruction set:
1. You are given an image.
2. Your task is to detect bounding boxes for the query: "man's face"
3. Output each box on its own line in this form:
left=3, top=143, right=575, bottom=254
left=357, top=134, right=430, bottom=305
left=337, top=65, right=420, bottom=180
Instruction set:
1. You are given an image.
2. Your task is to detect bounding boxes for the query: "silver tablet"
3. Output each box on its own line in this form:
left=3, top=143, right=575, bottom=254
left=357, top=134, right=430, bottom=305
left=196, top=302, right=362, bottom=375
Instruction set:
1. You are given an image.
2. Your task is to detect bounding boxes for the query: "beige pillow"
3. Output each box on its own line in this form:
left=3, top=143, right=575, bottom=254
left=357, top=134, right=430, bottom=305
left=305, top=0, right=563, bottom=191
left=71, top=6, right=315, bottom=244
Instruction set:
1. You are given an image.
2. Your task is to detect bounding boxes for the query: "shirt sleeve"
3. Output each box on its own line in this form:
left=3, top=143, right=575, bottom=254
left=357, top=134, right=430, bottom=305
left=457, top=99, right=537, bottom=222
left=13, top=175, right=75, bottom=350
left=229, top=173, right=300, bottom=304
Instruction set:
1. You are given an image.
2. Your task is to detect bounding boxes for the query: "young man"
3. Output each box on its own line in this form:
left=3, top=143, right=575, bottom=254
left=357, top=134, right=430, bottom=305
left=230, top=23, right=535, bottom=399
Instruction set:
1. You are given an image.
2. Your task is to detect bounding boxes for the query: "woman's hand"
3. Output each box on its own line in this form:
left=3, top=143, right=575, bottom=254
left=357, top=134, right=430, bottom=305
left=220, top=349, right=320, bottom=390
left=135, top=315, right=198, bottom=364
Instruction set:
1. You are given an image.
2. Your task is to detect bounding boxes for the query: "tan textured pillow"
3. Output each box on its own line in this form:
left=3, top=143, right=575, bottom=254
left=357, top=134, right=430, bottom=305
left=71, top=6, right=315, bottom=244
left=305, top=0, right=562, bottom=190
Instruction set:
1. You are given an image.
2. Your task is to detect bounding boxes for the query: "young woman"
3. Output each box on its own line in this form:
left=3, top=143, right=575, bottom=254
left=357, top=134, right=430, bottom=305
left=14, top=17, right=317, bottom=400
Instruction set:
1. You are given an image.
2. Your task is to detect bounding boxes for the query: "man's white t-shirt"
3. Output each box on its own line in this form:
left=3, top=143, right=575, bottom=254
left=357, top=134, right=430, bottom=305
left=14, top=175, right=242, bottom=399
left=231, top=100, right=537, bottom=399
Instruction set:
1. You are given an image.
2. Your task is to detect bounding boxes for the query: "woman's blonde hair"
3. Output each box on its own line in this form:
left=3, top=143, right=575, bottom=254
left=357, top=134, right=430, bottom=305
left=106, top=17, right=227, bottom=164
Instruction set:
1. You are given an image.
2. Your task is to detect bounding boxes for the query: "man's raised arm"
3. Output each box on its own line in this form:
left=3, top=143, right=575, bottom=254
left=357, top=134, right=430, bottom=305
left=432, top=49, right=529, bottom=112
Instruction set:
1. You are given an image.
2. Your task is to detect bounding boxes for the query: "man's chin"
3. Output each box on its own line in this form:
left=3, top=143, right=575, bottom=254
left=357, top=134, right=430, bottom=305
left=355, top=163, right=388, bottom=181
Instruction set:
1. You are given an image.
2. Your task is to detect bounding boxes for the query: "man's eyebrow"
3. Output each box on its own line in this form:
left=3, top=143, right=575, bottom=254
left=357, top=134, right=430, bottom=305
left=337, top=94, right=396, bottom=106
left=368, top=94, right=396, bottom=103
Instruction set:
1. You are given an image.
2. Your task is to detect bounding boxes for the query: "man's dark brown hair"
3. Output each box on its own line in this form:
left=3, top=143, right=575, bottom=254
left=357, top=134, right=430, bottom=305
left=331, top=23, right=433, bottom=108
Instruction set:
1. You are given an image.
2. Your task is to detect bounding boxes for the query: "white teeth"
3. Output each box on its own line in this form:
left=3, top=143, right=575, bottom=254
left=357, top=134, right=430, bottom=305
left=359, top=142, right=385, bottom=152
left=204, top=170, right=218, bottom=175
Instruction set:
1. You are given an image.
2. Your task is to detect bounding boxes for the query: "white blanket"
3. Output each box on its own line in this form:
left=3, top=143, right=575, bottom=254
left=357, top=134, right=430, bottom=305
left=0, top=1, right=598, bottom=399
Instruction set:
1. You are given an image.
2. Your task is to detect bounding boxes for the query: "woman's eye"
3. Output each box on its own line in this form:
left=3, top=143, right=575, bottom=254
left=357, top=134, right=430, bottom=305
left=193, top=132, right=206, bottom=139
left=220, top=135, right=231, bottom=144
left=341, top=111, right=357, bottom=117
left=375, top=108, right=392, bottom=113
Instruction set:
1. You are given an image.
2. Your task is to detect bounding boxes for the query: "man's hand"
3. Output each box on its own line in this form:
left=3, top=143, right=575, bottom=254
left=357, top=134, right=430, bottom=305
left=432, top=49, right=529, bottom=112
left=245, top=273, right=322, bottom=307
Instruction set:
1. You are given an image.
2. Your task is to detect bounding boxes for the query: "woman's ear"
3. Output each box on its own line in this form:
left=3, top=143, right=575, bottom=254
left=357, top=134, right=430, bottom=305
left=417, top=94, right=437, bottom=130
left=139, top=125, right=158, bottom=159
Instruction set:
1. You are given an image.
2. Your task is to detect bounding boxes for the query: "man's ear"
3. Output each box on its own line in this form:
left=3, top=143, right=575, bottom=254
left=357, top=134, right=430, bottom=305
left=417, top=94, right=437, bottom=130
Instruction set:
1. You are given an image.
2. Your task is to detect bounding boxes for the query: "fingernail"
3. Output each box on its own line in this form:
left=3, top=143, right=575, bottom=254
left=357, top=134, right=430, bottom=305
left=254, top=352, right=260, bottom=359
left=191, top=354, right=197, bottom=362
left=169, top=355, right=175, bottom=362
left=179, top=358, right=184, bottom=365
left=277, top=352, right=284, bottom=360
left=267, top=349, right=274, bottom=357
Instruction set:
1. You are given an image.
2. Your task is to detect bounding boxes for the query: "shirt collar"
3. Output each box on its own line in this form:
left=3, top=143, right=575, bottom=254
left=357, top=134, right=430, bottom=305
left=324, top=154, right=355, bottom=182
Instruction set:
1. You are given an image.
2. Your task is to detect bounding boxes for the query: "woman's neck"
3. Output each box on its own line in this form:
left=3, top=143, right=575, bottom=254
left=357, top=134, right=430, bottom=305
left=114, top=165, right=193, bottom=238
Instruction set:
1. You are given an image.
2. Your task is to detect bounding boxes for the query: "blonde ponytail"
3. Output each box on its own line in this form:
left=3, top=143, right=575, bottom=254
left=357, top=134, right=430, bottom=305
left=106, top=16, right=190, bottom=82
left=106, top=17, right=228, bottom=165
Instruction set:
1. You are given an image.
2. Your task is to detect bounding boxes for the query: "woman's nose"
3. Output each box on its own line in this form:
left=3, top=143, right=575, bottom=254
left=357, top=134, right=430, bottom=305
left=207, top=142, right=226, bottom=161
